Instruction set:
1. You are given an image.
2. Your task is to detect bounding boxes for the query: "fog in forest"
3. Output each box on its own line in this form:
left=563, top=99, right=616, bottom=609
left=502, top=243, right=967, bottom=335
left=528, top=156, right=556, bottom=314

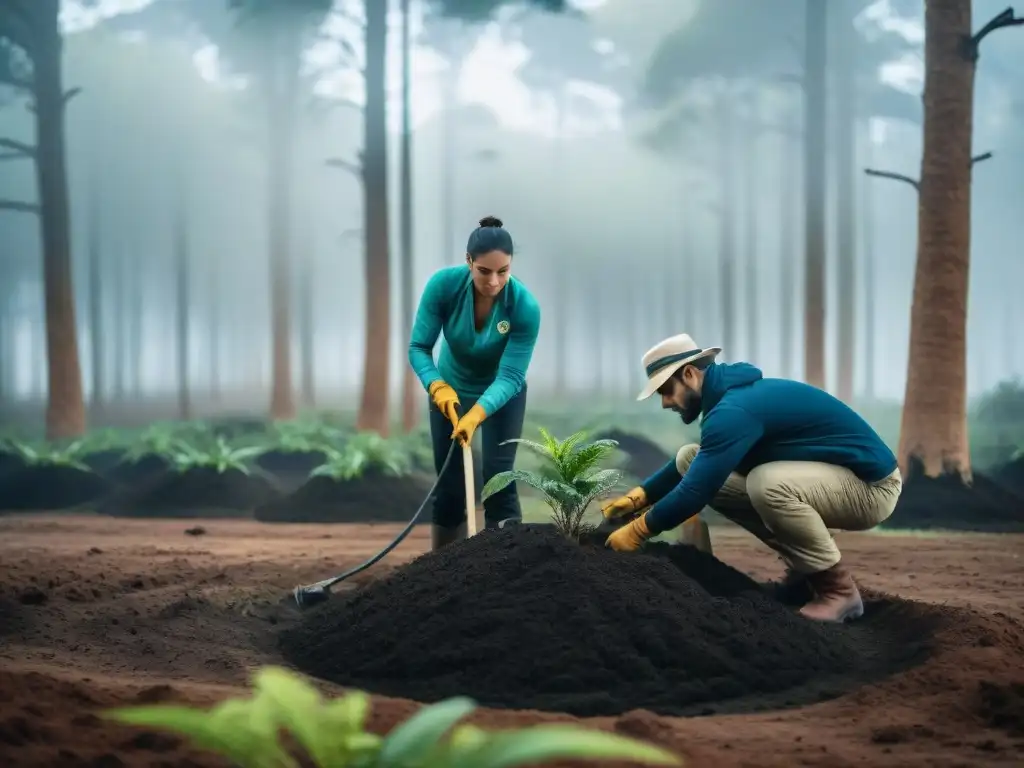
left=1, top=0, right=1022, bottom=423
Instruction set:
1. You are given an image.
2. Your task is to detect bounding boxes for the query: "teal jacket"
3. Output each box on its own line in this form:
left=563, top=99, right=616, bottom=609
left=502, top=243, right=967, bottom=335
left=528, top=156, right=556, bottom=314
left=408, top=266, right=541, bottom=415
left=643, top=362, right=898, bottom=533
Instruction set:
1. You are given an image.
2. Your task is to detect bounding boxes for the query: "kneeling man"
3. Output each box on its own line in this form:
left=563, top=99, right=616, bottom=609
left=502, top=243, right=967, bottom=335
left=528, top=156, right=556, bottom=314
left=603, top=334, right=902, bottom=623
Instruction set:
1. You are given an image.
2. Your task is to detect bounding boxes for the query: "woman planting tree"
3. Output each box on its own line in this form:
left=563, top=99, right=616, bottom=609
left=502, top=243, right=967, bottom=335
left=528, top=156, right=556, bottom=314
left=408, top=216, right=541, bottom=549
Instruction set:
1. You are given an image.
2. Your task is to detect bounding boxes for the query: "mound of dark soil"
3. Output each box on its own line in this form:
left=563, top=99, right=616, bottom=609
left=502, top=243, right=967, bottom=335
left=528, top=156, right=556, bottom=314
left=255, top=450, right=328, bottom=478
left=995, top=456, right=1024, bottom=496
left=0, top=451, right=26, bottom=480
left=254, top=472, right=436, bottom=524
left=102, top=453, right=170, bottom=486
left=99, top=467, right=282, bottom=518
left=976, top=680, right=1024, bottom=737
left=885, top=468, right=1024, bottom=532
left=280, top=526, right=935, bottom=717
left=82, top=449, right=128, bottom=475
left=595, top=429, right=672, bottom=479
left=0, top=465, right=111, bottom=511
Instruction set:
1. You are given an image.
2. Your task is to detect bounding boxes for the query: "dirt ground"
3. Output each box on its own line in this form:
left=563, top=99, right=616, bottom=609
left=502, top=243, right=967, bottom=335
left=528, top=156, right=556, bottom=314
left=1, top=516, right=1022, bottom=768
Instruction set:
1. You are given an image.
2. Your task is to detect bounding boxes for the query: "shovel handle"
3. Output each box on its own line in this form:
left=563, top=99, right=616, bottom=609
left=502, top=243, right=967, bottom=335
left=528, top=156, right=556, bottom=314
left=462, top=442, right=477, bottom=536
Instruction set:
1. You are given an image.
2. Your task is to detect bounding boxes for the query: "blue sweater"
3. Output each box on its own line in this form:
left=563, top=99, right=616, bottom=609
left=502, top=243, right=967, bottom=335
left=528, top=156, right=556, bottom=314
left=408, top=266, right=541, bottom=415
left=643, top=362, right=898, bottom=533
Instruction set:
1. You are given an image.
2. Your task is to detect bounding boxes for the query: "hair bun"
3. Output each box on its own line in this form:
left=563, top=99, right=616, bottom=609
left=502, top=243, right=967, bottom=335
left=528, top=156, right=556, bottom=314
left=478, top=215, right=503, bottom=229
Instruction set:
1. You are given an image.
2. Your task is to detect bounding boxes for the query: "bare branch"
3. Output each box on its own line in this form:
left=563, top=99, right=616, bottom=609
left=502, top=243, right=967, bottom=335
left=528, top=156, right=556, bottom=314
left=964, top=7, right=1024, bottom=61
left=325, top=157, right=361, bottom=176
left=864, top=168, right=920, bottom=191
left=0, top=136, right=34, bottom=158
left=62, top=86, right=82, bottom=106
left=0, top=198, right=40, bottom=214
left=971, top=151, right=993, bottom=165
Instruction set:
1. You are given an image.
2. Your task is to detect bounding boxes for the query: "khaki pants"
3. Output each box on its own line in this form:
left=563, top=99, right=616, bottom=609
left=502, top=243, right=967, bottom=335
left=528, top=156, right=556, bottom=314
left=674, top=444, right=903, bottom=573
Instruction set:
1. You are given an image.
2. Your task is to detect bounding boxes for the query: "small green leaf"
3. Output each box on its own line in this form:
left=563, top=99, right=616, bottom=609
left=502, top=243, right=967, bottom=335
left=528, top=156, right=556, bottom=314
left=377, top=696, right=477, bottom=764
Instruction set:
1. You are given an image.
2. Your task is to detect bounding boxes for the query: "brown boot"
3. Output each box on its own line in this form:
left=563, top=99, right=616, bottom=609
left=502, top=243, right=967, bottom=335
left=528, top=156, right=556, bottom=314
left=431, top=522, right=467, bottom=551
left=799, top=562, right=864, bottom=623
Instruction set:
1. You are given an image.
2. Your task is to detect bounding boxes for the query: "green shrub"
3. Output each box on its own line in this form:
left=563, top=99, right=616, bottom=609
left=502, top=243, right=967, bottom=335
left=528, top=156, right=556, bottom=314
left=481, top=428, right=622, bottom=540
left=104, top=666, right=681, bottom=768
left=168, top=436, right=268, bottom=474
left=310, top=432, right=413, bottom=481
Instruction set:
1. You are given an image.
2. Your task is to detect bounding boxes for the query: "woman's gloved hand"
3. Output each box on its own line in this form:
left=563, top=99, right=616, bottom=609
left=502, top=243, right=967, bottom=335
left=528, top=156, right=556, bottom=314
left=600, top=486, right=648, bottom=520
left=452, top=404, right=486, bottom=447
left=605, top=512, right=654, bottom=552
left=429, top=380, right=461, bottom=429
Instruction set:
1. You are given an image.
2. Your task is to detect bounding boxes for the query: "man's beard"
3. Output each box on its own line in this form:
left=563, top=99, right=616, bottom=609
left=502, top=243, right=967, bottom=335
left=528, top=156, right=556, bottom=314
left=675, top=390, right=702, bottom=425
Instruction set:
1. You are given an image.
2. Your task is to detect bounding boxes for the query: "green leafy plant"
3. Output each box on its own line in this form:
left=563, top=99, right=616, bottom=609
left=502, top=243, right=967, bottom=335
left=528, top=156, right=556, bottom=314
left=169, top=436, right=269, bottom=474
left=268, top=419, right=347, bottom=454
left=104, top=665, right=681, bottom=768
left=310, top=432, right=412, bottom=481
left=2, top=438, right=92, bottom=471
left=122, top=422, right=213, bottom=463
left=481, top=428, right=622, bottom=540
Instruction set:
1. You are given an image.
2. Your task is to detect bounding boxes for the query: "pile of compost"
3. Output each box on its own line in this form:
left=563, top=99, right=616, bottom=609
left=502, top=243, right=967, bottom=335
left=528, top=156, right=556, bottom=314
left=885, top=466, right=1024, bottom=532
left=0, top=465, right=111, bottom=511
left=100, top=466, right=281, bottom=518
left=595, top=429, right=672, bottom=479
left=995, top=456, right=1024, bottom=497
left=254, top=471, right=437, bottom=524
left=0, top=450, right=26, bottom=480
left=100, top=454, right=170, bottom=486
left=280, top=526, right=934, bottom=717
left=255, top=450, right=328, bottom=478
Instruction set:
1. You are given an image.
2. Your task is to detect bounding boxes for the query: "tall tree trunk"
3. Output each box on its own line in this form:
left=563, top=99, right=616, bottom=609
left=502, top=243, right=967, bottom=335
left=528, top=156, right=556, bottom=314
left=440, top=24, right=461, bottom=266
left=743, top=115, right=759, bottom=361
left=552, top=86, right=569, bottom=399
left=267, top=50, right=298, bottom=421
left=298, top=229, right=315, bottom=408
left=779, top=133, right=798, bottom=379
left=173, top=172, right=191, bottom=421
left=129, top=237, right=143, bottom=398
left=399, top=0, right=419, bottom=433
left=834, top=8, right=857, bottom=404
left=87, top=172, right=104, bottom=413
left=208, top=255, right=221, bottom=403
left=861, top=126, right=876, bottom=401
left=897, top=0, right=975, bottom=480
left=803, top=0, right=828, bottom=389
left=112, top=238, right=125, bottom=399
left=717, top=96, right=737, bottom=359
left=34, top=3, right=85, bottom=438
left=356, top=0, right=392, bottom=435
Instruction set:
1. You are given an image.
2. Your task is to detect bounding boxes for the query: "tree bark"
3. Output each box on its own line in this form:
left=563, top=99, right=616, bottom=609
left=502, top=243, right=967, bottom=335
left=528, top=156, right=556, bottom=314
left=835, top=12, right=857, bottom=404
left=802, top=0, right=828, bottom=389
left=267, top=45, right=297, bottom=421
left=779, top=133, right=798, bottom=379
left=399, top=0, right=419, bottom=433
left=34, top=3, right=85, bottom=439
left=742, top=113, right=759, bottom=362
left=173, top=169, right=191, bottom=421
left=717, top=96, right=737, bottom=360
left=861, top=125, right=876, bottom=401
left=897, top=0, right=975, bottom=480
left=356, top=0, right=392, bottom=435
left=87, top=171, right=104, bottom=412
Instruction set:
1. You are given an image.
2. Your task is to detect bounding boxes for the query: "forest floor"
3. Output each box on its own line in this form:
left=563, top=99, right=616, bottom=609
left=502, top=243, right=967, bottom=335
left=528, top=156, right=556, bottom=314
left=1, top=515, right=1022, bottom=768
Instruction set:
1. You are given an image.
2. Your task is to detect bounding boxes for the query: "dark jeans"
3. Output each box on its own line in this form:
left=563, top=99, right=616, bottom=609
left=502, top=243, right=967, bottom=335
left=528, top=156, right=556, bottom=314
left=428, top=385, right=528, bottom=529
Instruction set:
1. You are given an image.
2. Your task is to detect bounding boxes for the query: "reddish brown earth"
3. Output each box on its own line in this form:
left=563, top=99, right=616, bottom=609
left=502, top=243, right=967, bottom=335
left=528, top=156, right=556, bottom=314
left=1, top=515, right=1022, bottom=768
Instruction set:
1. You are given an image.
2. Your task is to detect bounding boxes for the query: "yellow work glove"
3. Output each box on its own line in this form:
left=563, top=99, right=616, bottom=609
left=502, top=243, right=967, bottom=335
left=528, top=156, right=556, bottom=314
left=600, top=486, right=648, bottom=520
left=605, top=512, right=654, bottom=552
left=452, top=403, right=486, bottom=447
left=429, top=380, right=461, bottom=429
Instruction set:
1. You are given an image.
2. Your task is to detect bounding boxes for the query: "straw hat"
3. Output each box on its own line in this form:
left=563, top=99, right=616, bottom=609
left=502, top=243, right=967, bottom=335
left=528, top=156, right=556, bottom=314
left=636, top=334, right=722, bottom=401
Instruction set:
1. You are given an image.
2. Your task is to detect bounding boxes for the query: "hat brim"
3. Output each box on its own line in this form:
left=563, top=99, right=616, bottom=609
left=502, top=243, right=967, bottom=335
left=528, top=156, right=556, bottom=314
left=635, top=347, right=722, bottom=401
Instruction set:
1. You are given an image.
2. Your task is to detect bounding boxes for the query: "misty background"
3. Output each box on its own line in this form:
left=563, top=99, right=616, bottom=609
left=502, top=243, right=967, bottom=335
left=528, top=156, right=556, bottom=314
left=1, top=0, right=1021, bottom=417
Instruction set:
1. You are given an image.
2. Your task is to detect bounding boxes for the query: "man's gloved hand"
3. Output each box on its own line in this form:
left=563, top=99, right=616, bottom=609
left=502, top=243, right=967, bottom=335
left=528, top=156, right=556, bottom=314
left=452, top=403, right=486, bottom=447
left=605, top=512, right=654, bottom=552
left=429, top=380, right=461, bottom=429
left=600, top=486, right=648, bottom=520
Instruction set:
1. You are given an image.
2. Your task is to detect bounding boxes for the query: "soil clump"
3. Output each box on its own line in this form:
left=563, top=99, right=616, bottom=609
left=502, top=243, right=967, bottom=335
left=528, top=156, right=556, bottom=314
left=254, top=472, right=436, bottom=524
left=995, top=456, right=1024, bottom=497
left=101, top=454, right=171, bottom=486
left=280, top=526, right=936, bottom=717
left=885, top=462, right=1024, bottom=532
left=0, top=465, right=111, bottom=512
left=99, top=467, right=282, bottom=518
left=596, top=429, right=672, bottom=480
